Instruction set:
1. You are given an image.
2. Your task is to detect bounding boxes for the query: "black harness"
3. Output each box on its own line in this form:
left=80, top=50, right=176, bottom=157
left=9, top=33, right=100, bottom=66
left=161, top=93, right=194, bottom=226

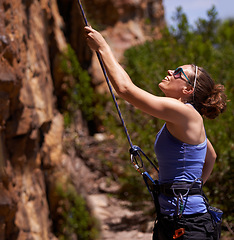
left=159, top=181, right=202, bottom=197
left=145, top=178, right=204, bottom=217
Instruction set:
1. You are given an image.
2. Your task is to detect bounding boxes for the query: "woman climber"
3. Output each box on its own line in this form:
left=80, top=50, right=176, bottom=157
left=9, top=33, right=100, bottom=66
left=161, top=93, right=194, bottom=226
left=84, top=26, right=227, bottom=240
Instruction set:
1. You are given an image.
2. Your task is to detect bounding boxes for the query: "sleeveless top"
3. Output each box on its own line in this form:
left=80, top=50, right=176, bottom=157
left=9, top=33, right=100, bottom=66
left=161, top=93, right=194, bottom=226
left=154, top=123, right=207, bottom=216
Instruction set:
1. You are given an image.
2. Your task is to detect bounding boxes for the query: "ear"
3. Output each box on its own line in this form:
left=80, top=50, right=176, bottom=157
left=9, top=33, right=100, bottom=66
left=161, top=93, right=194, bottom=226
left=182, top=85, right=194, bottom=96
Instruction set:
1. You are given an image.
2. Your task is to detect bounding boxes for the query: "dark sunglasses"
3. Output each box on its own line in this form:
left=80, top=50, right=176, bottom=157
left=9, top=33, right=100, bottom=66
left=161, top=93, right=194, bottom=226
left=173, top=67, right=192, bottom=85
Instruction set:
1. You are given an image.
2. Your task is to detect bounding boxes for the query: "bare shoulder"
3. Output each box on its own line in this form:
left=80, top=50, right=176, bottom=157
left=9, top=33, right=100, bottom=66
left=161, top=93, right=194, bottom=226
left=165, top=100, right=203, bottom=126
left=185, top=103, right=203, bottom=122
left=175, top=102, right=203, bottom=123
left=166, top=104, right=206, bottom=144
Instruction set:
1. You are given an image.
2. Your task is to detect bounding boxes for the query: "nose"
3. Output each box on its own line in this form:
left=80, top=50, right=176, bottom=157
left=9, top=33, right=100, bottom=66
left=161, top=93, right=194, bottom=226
left=168, top=70, right=173, bottom=75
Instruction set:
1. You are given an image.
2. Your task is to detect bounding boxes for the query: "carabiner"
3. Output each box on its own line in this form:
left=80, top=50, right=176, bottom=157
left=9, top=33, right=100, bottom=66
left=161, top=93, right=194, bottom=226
left=176, top=193, right=184, bottom=218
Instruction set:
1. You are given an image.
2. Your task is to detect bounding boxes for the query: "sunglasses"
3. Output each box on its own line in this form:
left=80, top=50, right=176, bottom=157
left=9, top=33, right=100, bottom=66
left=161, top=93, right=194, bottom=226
left=173, top=67, right=192, bottom=85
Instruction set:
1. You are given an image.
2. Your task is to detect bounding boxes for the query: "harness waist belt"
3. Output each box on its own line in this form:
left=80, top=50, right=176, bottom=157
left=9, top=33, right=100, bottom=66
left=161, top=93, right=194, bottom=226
left=159, top=182, right=202, bottom=197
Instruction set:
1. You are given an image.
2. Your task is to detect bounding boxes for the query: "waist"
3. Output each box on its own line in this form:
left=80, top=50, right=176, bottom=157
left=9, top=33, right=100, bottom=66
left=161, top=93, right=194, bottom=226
left=159, top=181, right=203, bottom=197
left=158, top=194, right=207, bottom=215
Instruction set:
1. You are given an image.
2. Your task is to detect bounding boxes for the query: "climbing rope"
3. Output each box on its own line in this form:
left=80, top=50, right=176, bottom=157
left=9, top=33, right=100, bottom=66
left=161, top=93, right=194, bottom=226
left=76, top=0, right=159, bottom=179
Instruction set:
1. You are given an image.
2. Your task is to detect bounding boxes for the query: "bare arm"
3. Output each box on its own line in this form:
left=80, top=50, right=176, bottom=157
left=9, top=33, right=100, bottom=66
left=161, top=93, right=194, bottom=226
left=84, top=26, right=197, bottom=125
left=202, top=139, right=217, bottom=184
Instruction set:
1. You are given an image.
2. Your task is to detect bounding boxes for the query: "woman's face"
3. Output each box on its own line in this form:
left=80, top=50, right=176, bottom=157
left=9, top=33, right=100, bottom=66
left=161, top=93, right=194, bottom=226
left=159, top=65, right=193, bottom=99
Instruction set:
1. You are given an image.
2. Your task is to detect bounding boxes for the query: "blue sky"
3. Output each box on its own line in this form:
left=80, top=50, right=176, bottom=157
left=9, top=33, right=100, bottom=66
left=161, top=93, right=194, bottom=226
left=164, top=0, right=234, bottom=26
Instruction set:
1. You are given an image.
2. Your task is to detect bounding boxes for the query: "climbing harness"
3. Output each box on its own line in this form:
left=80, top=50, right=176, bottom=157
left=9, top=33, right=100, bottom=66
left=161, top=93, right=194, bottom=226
left=160, top=179, right=203, bottom=216
left=76, top=0, right=160, bottom=208
left=158, top=179, right=203, bottom=238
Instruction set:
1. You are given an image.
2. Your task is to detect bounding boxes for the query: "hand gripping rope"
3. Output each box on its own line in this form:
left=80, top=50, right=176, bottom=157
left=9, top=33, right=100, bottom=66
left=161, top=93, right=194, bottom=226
left=76, top=0, right=159, bottom=201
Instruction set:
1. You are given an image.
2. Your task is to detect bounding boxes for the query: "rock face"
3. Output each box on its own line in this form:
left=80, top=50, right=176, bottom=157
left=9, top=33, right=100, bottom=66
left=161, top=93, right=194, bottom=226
left=61, top=0, right=165, bottom=92
left=0, top=0, right=66, bottom=239
left=0, top=0, right=165, bottom=239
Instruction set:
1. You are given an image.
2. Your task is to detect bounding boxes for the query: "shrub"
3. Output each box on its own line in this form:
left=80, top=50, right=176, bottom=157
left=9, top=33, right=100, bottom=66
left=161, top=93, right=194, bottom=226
left=55, top=183, right=99, bottom=240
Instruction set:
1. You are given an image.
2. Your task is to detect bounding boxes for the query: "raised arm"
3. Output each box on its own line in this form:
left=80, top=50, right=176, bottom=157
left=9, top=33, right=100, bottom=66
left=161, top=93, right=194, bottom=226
left=84, top=26, right=139, bottom=97
left=202, top=139, right=217, bottom=184
left=84, top=26, right=198, bottom=126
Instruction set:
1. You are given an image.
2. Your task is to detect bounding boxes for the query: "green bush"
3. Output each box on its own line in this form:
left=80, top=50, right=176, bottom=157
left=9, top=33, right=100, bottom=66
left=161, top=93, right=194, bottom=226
left=60, top=5, right=234, bottom=230
left=55, top=183, right=99, bottom=240
left=93, top=5, right=233, bottom=225
left=119, top=6, right=234, bottom=225
left=59, top=44, right=96, bottom=126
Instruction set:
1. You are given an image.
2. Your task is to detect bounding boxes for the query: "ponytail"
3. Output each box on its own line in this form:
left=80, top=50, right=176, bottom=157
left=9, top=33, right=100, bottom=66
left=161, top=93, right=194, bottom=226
left=189, top=65, right=227, bottom=119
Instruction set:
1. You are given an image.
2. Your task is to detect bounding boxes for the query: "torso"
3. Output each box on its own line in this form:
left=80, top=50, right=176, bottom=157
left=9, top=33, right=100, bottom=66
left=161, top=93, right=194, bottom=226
left=154, top=122, right=208, bottom=215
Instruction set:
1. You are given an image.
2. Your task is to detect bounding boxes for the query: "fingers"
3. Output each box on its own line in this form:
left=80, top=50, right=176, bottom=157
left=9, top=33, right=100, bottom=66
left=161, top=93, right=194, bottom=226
left=83, top=26, right=106, bottom=52
left=84, top=26, right=93, bottom=34
left=84, top=26, right=95, bottom=40
left=84, top=27, right=93, bottom=42
left=84, top=26, right=96, bottom=50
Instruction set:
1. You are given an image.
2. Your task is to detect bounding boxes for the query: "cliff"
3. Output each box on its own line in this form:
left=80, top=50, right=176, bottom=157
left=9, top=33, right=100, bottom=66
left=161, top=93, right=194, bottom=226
left=0, top=0, right=165, bottom=239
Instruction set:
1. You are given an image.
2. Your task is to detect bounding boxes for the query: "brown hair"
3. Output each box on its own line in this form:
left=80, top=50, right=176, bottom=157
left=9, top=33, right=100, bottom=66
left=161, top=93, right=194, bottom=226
left=188, top=64, right=227, bottom=119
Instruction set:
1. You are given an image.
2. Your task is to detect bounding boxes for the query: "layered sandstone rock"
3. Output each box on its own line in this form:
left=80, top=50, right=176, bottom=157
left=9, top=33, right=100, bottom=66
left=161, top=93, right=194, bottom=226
left=0, top=0, right=165, bottom=239
left=0, top=0, right=66, bottom=239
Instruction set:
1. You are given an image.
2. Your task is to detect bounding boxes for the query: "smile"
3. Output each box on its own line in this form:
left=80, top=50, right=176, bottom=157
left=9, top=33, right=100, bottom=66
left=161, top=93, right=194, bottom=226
left=163, top=76, right=170, bottom=82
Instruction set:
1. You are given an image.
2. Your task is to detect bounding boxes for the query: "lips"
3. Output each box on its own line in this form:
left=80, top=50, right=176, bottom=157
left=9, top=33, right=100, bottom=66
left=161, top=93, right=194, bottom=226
left=162, top=76, right=170, bottom=82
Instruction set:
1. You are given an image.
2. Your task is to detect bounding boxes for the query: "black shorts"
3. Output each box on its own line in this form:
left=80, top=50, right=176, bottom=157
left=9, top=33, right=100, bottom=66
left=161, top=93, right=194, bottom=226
left=153, top=212, right=221, bottom=240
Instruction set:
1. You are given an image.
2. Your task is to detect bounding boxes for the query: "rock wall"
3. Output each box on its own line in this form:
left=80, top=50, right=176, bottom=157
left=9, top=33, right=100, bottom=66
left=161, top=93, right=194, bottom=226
left=57, top=0, right=165, bottom=93
left=0, top=0, right=66, bottom=239
left=0, top=0, right=165, bottom=239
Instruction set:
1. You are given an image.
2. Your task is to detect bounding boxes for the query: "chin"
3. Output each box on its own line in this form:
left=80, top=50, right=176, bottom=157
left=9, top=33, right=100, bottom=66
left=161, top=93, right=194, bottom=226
left=158, top=83, right=168, bottom=96
left=158, top=82, right=164, bottom=91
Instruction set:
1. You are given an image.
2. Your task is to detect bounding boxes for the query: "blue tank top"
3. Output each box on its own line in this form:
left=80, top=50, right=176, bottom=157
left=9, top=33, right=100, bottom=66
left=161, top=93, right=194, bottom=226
left=154, top=123, right=207, bottom=215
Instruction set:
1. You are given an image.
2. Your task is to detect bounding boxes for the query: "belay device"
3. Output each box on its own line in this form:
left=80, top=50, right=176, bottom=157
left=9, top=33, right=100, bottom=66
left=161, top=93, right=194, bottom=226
left=76, top=0, right=161, bottom=216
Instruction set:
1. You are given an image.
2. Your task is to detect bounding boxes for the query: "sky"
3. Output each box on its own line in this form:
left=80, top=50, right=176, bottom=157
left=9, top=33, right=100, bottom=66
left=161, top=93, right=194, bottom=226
left=163, top=0, right=234, bottom=27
